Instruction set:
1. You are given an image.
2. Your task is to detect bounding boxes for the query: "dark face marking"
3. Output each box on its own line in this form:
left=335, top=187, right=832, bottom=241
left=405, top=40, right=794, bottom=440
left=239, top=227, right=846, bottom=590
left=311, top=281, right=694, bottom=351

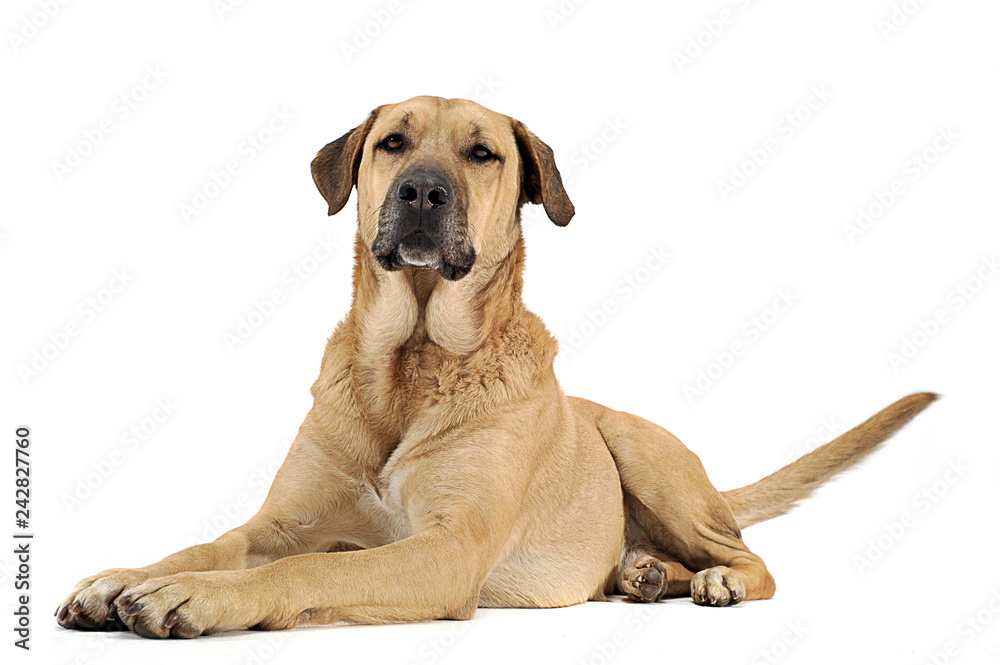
left=371, top=163, right=476, bottom=281
left=366, top=113, right=501, bottom=281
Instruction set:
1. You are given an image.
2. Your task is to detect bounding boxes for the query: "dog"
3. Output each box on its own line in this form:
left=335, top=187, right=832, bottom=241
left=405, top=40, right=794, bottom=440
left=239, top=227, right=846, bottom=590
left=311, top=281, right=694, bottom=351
left=56, top=96, right=937, bottom=638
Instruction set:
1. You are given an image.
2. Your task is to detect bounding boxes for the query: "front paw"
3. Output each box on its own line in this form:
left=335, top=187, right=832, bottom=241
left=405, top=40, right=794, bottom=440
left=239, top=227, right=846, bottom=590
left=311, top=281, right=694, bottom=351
left=56, top=568, right=155, bottom=631
left=115, top=571, right=278, bottom=638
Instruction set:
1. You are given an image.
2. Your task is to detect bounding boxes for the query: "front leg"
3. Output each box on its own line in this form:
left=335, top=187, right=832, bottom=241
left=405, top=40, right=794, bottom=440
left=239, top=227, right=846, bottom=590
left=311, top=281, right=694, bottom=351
left=56, top=413, right=375, bottom=631
left=117, top=422, right=537, bottom=638
left=54, top=511, right=318, bottom=632
left=116, top=526, right=482, bottom=637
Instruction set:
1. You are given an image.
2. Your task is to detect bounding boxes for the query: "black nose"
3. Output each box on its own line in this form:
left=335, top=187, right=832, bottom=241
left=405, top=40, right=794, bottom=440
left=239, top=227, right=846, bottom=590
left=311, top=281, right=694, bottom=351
left=396, top=171, right=450, bottom=210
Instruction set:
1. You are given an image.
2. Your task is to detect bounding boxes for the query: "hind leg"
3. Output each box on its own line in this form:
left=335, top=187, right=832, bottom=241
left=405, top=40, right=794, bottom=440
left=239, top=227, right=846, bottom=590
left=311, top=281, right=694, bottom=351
left=599, top=408, right=776, bottom=606
left=617, top=517, right=695, bottom=602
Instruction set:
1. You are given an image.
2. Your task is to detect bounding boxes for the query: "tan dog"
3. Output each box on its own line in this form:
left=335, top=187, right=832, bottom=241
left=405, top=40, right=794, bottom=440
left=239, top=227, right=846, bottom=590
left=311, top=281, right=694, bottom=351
left=56, top=96, right=937, bottom=638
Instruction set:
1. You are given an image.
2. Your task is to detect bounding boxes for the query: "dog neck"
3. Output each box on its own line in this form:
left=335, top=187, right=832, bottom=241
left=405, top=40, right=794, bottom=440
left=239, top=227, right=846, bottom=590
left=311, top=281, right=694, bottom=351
left=349, top=232, right=526, bottom=358
left=316, top=227, right=555, bottom=452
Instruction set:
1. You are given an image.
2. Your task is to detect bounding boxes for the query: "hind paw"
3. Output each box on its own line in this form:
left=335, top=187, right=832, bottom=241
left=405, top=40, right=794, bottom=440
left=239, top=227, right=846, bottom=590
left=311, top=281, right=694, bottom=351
left=621, top=555, right=666, bottom=602
left=691, top=566, right=745, bottom=606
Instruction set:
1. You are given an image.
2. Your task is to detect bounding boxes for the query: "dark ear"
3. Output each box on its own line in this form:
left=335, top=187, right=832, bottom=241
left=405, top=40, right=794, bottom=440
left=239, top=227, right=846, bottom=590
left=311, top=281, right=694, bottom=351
left=311, top=108, right=379, bottom=216
left=512, top=120, right=575, bottom=226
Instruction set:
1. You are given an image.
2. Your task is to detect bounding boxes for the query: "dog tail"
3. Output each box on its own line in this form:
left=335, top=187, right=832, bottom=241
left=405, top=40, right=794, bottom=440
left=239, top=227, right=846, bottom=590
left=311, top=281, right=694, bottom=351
left=722, top=392, right=939, bottom=530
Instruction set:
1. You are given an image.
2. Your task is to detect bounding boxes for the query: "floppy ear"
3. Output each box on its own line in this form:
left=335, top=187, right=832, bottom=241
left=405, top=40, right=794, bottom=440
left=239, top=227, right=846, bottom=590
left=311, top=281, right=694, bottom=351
left=310, top=108, right=379, bottom=216
left=512, top=120, right=575, bottom=226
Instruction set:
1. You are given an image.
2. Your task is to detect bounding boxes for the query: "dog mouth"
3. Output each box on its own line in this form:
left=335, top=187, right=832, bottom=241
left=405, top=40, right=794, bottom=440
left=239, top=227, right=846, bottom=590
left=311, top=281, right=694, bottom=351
left=397, top=231, right=438, bottom=267
left=372, top=231, right=475, bottom=281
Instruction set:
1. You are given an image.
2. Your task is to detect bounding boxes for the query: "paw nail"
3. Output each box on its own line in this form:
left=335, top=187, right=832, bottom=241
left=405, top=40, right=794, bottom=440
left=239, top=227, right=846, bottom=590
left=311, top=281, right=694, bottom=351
left=70, top=601, right=81, bottom=613
left=125, top=603, right=143, bottom=616
left=165, top=611, right=180, bottom=628
left=109, top=607, right=129, bottom=631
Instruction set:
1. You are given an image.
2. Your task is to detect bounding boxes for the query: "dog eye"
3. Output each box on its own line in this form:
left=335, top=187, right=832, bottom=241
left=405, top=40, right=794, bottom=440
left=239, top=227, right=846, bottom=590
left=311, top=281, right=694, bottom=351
left=382, top=134, right=405, bottom=151
left=470, top=145, right=493, bottom=161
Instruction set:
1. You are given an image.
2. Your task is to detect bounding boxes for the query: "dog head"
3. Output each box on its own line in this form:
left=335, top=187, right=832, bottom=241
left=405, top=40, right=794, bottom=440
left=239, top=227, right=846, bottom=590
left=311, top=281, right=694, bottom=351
left=311, top=96, right=574, bottom=281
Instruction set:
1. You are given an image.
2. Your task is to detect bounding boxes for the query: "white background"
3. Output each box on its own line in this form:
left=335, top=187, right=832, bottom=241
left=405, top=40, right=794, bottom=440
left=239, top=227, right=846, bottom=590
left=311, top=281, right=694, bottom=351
left=3, top=0, right=999, bottom=663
